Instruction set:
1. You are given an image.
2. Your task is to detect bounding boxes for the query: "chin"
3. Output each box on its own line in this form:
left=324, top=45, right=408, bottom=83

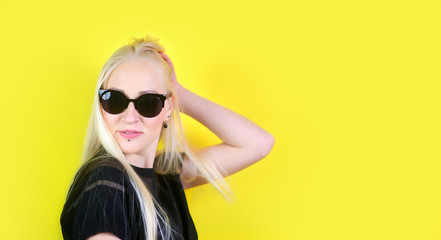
left=118, top=141, right=143, bottom=154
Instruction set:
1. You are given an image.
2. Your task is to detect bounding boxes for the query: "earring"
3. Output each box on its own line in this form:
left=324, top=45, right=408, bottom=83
left=164, top=115, right=171, bottom=128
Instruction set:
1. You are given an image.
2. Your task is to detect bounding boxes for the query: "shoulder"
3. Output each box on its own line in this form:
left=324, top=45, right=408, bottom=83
left=78, top=156, right=127, bottom=185
left=63, top=156, right=130, bottom=213
left=61, top=156, right=132, bottom=219
left=60, top=157, right=133, bottom=240
left=77, top=157, right=132, bottom=203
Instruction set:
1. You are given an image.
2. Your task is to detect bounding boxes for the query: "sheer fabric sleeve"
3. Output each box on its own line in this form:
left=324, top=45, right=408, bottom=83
left=71, top=166, right=130, bottom=240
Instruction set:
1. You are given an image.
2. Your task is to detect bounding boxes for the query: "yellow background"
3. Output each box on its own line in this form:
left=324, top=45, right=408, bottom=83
left=1, top=0, right=440, bottom=239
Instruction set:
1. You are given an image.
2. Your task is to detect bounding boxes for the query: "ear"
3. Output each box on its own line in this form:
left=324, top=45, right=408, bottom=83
left=163, top=95, right=174, bottom=121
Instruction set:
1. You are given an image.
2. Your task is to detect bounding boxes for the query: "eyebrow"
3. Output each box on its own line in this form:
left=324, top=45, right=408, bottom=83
left=108, top=87, right=159, bottom=94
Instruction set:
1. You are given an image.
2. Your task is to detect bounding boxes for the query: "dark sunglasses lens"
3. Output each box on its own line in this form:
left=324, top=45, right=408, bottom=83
left=136, top=95, right=163, bottom=118
left=100, top=91, right=127, bottom=114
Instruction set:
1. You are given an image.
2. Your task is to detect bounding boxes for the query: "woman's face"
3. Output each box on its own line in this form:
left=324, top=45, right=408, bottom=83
left=101, top=58, right=172, bottom=157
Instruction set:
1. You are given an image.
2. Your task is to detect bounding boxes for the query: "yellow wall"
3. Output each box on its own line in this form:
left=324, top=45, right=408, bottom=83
left=1, top=0, right=440, bottom=239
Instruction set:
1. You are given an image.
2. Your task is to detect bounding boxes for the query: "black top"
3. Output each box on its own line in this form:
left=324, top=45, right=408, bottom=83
left=60, top=154, right=198, bottom=240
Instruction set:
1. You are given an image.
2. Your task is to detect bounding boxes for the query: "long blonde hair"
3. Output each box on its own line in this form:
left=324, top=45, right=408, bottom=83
left=69, top=35, right=230, bottom=240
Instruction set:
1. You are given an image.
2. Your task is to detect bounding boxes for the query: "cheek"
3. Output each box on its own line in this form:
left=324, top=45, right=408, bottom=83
left=101, top=109, right=119, bottom=132
left=140, top=113, right=167, bottom=140
left=143, top=116, right=165, bottom=132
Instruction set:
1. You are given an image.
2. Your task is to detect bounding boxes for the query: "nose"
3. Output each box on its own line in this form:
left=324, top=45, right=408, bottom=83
left=123, top=102, right=140, bottom=123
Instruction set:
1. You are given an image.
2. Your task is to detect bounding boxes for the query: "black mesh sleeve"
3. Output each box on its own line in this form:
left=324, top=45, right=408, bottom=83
left=71, top=167, right=130, bottom=240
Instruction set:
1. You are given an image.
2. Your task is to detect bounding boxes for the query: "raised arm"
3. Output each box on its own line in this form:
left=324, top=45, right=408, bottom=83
left=159, top=52, right=275, bottom=189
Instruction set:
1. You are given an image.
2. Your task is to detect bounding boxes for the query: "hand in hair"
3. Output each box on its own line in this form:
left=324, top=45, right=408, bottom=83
left=159, top=52, right=180, bottom=92
left=159, top=50, right=274, bottom=190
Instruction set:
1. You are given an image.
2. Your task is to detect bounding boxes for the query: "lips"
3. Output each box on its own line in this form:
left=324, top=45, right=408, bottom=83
left=119, top=129, right=143, bottom=139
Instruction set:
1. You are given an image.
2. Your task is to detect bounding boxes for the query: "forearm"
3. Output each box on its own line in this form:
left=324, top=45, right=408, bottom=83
left=160, top=53, right=274, bottom=184
left=176, top=84, right=273, bottom=153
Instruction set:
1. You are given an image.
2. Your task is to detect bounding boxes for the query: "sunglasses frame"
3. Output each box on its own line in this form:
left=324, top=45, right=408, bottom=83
left=98, top=89, right=171, bottom=118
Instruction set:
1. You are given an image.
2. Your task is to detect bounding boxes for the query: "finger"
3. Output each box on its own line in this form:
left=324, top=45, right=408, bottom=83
left=159, top=53, right=174, bottom=68
left=159, top=53, right=172, bottom=63
left=159, top=52, right=169, bottom=60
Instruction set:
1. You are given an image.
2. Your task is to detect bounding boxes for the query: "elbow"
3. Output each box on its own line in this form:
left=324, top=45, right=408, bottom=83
left=256, top=131, right=275, bottom=159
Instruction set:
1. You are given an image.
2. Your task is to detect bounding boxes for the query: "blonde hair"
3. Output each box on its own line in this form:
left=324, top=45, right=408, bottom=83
left=69, top=35, right=231, bottom=240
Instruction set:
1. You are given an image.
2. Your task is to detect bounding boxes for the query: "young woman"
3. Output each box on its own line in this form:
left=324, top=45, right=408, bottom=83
left=60, top=35, right=274, bottom=240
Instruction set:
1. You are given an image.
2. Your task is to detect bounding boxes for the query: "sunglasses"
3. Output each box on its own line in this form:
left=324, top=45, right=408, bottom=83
left=99, top=89, right=171, bottom=118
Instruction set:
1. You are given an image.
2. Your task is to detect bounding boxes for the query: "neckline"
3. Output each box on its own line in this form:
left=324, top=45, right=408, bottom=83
left=130, top=164, right=155, bottom=176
